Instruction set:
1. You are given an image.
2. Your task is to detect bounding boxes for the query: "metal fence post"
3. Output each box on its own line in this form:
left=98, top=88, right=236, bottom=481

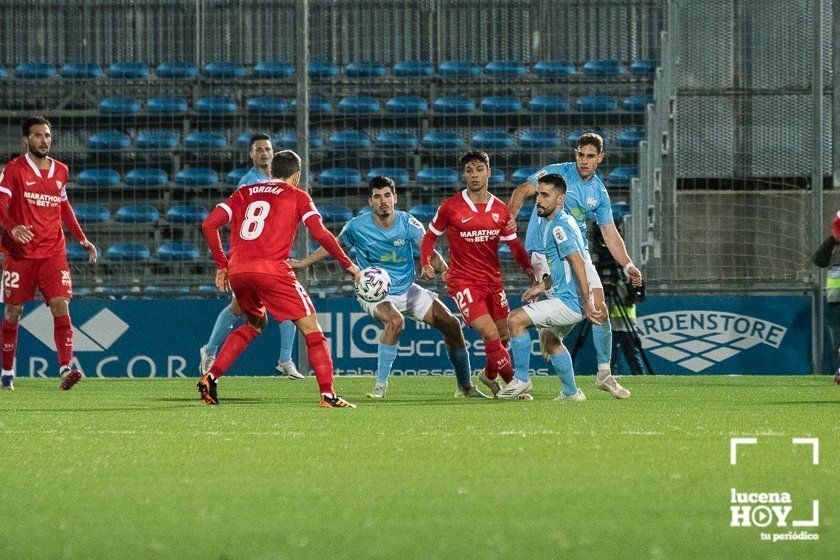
left=813, top=0, right=826, bottom=374
left=295, top=0, right=311, bottom=375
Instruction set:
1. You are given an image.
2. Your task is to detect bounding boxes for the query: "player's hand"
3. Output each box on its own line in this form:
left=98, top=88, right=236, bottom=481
left=11, top=225, right=34, bottom=244
left=215, top=268, right=230, bottom=292
left=506, top=216, right=517, bottom=232
left=346, top=264, right=361, bottom=284
left=525, top=267, right=537, bottom=286
left=627, top=264, right=642, bottom=287
left=80, top=239, right=97, bottom=263
left=522, top=282, right=544, bottom=303
left=421, top=264, right=435, bottom=281
left=440, top=267, right=448, bottom=284
left=832, top=211, right=840, bottom=241
left=287, top=258, right=305, bottom=269
left=583, top=299, right=602, bottom=324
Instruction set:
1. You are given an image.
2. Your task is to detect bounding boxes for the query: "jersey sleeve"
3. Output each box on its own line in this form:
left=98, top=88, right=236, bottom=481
left=0, top=164, right=17, bottom=200
left=427, top=202, right=448, bottom=236
left=407, top=214, right=425, bottom=246
left=594, top=185, right=614, bottom=225
left=295, top=190, right=321, bottom=223
left=498, top=204, right=518, bottom=242
left=215, top=190, right=240, bottom=224
left=550, top=223, right=581, bottom=259
left=337, top=219, right=355, bottom=248
left=526, top=164, right=561, bottom=186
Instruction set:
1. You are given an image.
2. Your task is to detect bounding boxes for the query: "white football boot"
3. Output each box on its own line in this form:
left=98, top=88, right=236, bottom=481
left=276, top=361, right=305, bottom=380
left=554, top=389, right=586, bottom=402
left=497, top=378, right=533, bottom=399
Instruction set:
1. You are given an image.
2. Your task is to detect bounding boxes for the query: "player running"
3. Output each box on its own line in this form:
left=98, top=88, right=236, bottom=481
left=200, top=150, right=360, bottom=407
left=420, top=151, right=535, bottom=397
left=199, top=133, right=303, bottom=380
left=290, top=175, right=487, bottom=399
left=499, top=174, right=599, bottom=401
left=0, top=116, right=97, bottom=391
left=509, top=133, right=637, bottom=399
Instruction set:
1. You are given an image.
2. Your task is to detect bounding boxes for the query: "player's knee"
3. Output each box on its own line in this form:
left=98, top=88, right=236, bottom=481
left=3, top=304, right=23, bottom=323
left=384, top=313, right=404, bottom=334
left=48, top=298, right=69, bottom=317
left=246, top=314, right=267, bottom=332
left=440, top=314, right=464, bottom=341
left=230, top=300, right=243, bottom=316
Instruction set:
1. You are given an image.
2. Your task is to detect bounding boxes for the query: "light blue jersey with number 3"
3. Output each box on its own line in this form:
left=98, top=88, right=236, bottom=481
left=543, top=209, right=588, bottom=314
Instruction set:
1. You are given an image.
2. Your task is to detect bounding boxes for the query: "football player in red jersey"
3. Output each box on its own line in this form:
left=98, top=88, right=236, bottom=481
left=201, top=150, right=361, bottom=408
left=419, top=151, right=535, bottom=397
left=0, top=117, right=97, bottom=391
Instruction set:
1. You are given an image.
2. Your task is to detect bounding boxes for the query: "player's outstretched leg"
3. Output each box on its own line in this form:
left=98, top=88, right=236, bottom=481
left=200, top=303, right=241, bottom=375
left=499, top=309, right=536, bottom=399
left=422, top=300, right=487, bottom=398
left=275, top=321, right=304, bottom=380
left=295, top=315, right=355, bottom=409
left=366, top=303, right=403, bottom=399
left=589, top=293, right=630, bottom=399
left=199, top=316, right=264, bottom=405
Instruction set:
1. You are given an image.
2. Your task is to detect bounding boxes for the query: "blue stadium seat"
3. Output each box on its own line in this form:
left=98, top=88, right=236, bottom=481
left=516, top=204, right=533, bottom=221
left=114, top=204, right=159, bottom=223
left=146, top=286, right=191, bottom=295
left=136, top=130, right=179, bottom=150
left=146, top=97, right=188, bottom=115
left=236, top=133, right=254, bottom=149
left=511, top=167, right=540, bottom=185
left=385, top=96, right=428, bottom=115
left=433, top=96, right=476, bottom=114
left=99, top=97, right=141, bottom=115
left=607, top=167, right=638, bottom=186
left=88, top=131, right=131, bottom=152
left=357, top=206, right=372, bottom=215
left=106, top=243, right=150, bottom=262
left=612, top=202, right=630, bottom=221
left=185, top=132, right=228, bottom=150
left=345, top=61, right=387, bottom=78
left=203, top=61, right=246, bottom=79
left=195, top=96, right=238, bottom=115
left=615, top=128, right=646, bottom=148
left=483, top=60, right=526, bottom=77
left=528, top=96, right=569, bottom=113
left=66, top=243, right=89, bottom=262
left=76, top=169, right=120, bottom=187
left=157, top=242, right=201, bottom=262
left=375, top=131, right=418, bottom=150
left=319, top=205, right=354, bottom=224
left=156, top=61, right=197, bottom=79
left=273, top=131, right=324, bottom=150
left=60, top=62, right=102, bottom=79
left=622, top=94, right=654, bottom=112
left=393, top=61, right=434, bottom=77
left=319, top=168, right=361, bottom=187
left=366, top=168, right=410, bottom=186
left=576, top=95, right=618, bottom=112
left=107, top=61, right=149, bottom=79
left=0, top=67, right=5, bottom=78
left=408, top=204, right=437, bottom=223
left=489, top=168, right=505, bottom=185
left=227, top=168, right=249, bottom=184
left=582, top=59, right=626, bottom=76
left=438, top=60, right=480, bottom=77
left=533, top=60, right=576, bottom=77
left=253, top=61, right=295, bottom=79
left=481, top=96, right=522, bottom=113
left=498, top=243, right=512, bottom=260
left=471, top=130, right=515, bottom=150
left=422, top=131, right=465, bottom=150
left=338, top=96, right=381, bottom=114
left=416, top=168, right=459, bottom=188
left=290, top=96, right=332, bottom=114
left=630, top=60, right=658, bottom=76
left=308, top=60, right=340, bottom=78
left=174, top=168, right=218, bottom=186
left=13, top=62, right=56, bottom=79
left=520, top=129, right=560, bottom=150
left=73, top=204, right=110, bottom=224
left=125, top=168, right=168, bottom=187
left=246, top=96, right=289, bottom=114
left=166, top=205, right=209, bottom=223
left=327, top=130, right=370, bottom=150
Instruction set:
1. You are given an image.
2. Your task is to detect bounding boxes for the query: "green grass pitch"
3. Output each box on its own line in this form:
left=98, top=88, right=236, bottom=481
left=0, top=375, right=837, bottom=559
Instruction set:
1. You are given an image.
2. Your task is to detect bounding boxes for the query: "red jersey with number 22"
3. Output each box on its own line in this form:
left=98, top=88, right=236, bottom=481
left=427, top=189, right=517, bottom=289
left=217, top=180, right=319, bottom=276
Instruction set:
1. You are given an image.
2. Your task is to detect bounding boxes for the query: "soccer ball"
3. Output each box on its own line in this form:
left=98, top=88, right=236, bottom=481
left=355, top=266, right=391, bottom=303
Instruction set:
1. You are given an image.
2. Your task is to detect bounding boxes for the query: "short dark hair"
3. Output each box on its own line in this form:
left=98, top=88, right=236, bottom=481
left=271, top=150, right=301, bottom=180
left=577, top=132, right=604, bottom=154
left=368, top=175, right=395, bottom=195
left=538, top=173, right=567, bottom=193
left=459, top=150, right=490, bottom=168
left=249, top=133, right=272, bottom=150
left=22, top=116, right=51, bottom=137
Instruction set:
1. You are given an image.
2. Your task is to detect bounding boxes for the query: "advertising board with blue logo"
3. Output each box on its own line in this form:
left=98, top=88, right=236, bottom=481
left=9, top=294, right=812, bottom=378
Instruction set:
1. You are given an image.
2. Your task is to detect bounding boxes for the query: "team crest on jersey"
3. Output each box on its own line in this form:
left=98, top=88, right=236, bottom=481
left=393, top=239, right=405, bottom=247
left=56, top=181, right=63, bottom=191
left=552, top=226, right=568, bottom=243
left=491, top=213, right=500, bottom=222
left=587, top=197, right=597, bottom=209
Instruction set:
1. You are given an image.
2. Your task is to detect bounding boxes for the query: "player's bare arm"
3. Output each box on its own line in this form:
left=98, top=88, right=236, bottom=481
left=568, top=251, right=600, bottom=323
left=599, top=222, right=642, bottom=286
left=507, top=181, right=537, bottom=230
left=288, top=246, right=329, bottom=269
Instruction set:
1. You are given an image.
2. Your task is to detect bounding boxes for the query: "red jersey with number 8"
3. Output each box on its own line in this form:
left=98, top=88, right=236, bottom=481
left=216, top=180, right=318, bottom=276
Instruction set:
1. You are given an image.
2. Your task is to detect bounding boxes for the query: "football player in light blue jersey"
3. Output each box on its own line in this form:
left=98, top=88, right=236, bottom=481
left=501, top=174, right=599, bottom=400
left=290, top=176, right=486, bottom=399
left=199, top=133, right=303, bottom=380
left=509, top=133, right=639, bottom=399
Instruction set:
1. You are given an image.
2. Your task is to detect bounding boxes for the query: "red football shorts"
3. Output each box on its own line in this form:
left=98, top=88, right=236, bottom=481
left=1, top=253, right=72, bottom=304
left=446, top=283, right=509, bottom=326
left=229, top=272, right=315, bottom=323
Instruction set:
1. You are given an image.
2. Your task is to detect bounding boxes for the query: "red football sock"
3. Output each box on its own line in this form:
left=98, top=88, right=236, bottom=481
left=305, top=331, right=334, bottom=394
left=53, top=315, right=73, bottom=367
left=1, top=319, right=19, bottom=371
left=209, top=323, right=260, bottom=378
left=485, top=338, right=514, bottom=383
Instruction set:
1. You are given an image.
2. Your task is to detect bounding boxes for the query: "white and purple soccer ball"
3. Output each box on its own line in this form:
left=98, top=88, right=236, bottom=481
left=355, top=266, right=392, bottom=303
